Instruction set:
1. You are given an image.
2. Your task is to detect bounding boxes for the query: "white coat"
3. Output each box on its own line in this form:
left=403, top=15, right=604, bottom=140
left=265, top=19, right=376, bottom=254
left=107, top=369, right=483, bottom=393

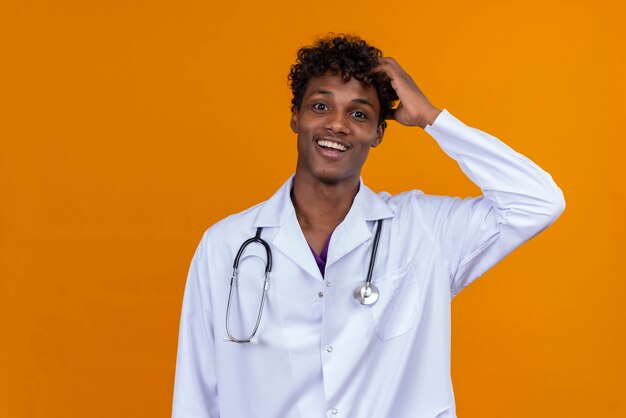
left=172, top=110, right=565, bottom=418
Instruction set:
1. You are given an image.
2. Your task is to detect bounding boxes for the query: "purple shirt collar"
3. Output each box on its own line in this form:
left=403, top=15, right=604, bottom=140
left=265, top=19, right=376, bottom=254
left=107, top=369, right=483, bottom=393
left=309, top=232, right=333, bottom=277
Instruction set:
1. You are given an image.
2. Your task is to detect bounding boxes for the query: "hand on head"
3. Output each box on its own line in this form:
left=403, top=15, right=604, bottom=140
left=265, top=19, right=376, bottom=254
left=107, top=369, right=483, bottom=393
left=375, top=57, right=441, bottom=128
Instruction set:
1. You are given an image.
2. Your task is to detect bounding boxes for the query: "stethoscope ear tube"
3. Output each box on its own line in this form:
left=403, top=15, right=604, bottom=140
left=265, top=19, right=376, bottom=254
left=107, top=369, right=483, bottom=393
left=232, top=228, right=272, bottom=273
left=226, top=228, right=272, bottom=343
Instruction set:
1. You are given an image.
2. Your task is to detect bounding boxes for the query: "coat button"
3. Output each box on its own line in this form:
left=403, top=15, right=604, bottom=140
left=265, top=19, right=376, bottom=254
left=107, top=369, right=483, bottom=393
left=326, top=346, right=333, bottom=353
left=331, top=408, right=338, bottom=414
left=318, top=292, right=324, bottom=298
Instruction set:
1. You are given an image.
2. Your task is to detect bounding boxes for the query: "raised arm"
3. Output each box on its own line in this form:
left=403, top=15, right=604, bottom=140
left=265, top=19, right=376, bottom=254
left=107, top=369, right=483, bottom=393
left=377, top=58, right=565, bottom=296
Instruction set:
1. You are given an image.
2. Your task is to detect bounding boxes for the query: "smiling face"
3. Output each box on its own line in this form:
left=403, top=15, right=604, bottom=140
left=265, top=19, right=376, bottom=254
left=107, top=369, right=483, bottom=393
left=290, top=72, right=385, bottom=187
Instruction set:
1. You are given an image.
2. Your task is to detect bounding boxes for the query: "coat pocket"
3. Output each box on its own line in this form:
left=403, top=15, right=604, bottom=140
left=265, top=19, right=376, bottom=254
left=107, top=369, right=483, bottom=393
left=371, top=263, right=420, bottom=341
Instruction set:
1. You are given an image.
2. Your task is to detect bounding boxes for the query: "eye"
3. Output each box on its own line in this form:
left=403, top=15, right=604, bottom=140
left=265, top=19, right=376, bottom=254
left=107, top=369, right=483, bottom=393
left=312, top=103, right=328, bottom=111
left=351, top=111, right=368, bottom=120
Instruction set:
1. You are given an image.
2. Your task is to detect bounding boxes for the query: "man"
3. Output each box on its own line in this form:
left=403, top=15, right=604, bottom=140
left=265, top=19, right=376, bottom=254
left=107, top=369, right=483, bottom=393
left=172, top=34, right=565, bottom=418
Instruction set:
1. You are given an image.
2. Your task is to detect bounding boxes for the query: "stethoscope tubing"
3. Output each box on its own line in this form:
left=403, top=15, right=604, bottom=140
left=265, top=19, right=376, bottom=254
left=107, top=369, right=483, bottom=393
left=226, top=228, right=272, bottom=343
left=225, top=220, right=383, bottom=343
left=365, top=219, right=382, bottom=288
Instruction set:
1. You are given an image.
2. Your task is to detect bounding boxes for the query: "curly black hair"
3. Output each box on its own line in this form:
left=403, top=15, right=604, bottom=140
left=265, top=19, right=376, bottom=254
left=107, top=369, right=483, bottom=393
left=288, top=34, right=397, bottom=125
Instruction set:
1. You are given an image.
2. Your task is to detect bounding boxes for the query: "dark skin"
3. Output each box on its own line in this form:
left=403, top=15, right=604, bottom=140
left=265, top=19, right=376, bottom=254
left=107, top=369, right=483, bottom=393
left=290, top=57, right=442, bottom=254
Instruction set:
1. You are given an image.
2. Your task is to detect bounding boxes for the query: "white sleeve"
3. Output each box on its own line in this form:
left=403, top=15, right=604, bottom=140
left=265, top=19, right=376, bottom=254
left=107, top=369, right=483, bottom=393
left=422, top=110, right=565, bottom=297
left=172, top=233, right=220, bottom=418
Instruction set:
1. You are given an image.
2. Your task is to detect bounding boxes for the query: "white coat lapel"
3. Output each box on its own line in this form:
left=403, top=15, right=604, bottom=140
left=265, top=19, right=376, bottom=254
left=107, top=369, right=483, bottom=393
left=326, top=181, right=395, bottom=268
left=252, top=177, right=394, bottom=279
left=272, top=215, right=322, bottom=280
left=253, top=177, right=322, bottom=280
left=326, top=198, right=371, bottom=266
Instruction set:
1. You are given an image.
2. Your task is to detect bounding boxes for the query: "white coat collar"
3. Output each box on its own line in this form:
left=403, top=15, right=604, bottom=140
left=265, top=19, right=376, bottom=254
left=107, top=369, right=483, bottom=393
left=253, top=175, right=394, bottom=227
left=252, top=175, right=394, bottom=278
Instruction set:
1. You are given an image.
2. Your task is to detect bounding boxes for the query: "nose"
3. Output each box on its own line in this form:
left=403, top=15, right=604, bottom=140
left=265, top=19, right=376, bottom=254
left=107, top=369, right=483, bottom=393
left=325, top=110, right=350, bottom=135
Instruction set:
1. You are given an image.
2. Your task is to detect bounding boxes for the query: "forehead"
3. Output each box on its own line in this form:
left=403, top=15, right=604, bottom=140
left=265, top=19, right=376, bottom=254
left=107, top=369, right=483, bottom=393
left=303, top=73, right=380, bottom=110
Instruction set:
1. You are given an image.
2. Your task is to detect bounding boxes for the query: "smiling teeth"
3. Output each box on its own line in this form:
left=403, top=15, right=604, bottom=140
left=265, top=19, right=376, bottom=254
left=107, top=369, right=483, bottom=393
left=317, top=140, right=348, bottom=151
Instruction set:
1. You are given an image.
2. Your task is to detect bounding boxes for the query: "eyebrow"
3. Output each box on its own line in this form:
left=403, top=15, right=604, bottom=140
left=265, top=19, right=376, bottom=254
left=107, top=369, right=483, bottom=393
left=309, top=89, right=375, bottom=109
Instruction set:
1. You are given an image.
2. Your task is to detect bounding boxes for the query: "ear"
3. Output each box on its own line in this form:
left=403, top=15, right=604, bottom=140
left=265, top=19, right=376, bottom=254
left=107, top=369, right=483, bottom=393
left=290, top=109, right=299, bottom=133
left=371, top=121, right=386, bottom=148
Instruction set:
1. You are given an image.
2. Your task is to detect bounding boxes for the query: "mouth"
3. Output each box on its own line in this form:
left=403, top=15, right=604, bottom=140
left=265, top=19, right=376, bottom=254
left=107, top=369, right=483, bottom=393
left=315, top=137, right=350, bottom=152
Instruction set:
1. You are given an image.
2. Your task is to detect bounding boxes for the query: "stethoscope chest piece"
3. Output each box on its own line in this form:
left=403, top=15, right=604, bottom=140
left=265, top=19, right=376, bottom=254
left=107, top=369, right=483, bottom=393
left=353, top=282, right=379, bottom=305
left=352, top=218, right=384, bottom=306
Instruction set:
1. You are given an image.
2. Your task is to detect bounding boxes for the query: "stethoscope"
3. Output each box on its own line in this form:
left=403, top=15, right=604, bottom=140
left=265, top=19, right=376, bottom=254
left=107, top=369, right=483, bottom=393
left=225, top=219, right=383, bottom=343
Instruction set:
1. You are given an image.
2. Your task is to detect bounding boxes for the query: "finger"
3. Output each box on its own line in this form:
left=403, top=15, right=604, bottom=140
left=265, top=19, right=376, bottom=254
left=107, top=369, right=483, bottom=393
left=374, top=57, right=402, bottom=77
left=380, top=56, right=400, bottom=68
left=378, top=56, right=398, bottom=66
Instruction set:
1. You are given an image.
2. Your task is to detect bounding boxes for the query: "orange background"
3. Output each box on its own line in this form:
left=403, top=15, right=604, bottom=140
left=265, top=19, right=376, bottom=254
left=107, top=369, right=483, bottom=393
left=1, top=0, right=624, bottom=417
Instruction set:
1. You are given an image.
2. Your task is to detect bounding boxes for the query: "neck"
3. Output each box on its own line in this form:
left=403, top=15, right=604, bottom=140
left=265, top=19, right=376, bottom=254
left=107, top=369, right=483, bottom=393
left=291, top=173, right=359, bottom=234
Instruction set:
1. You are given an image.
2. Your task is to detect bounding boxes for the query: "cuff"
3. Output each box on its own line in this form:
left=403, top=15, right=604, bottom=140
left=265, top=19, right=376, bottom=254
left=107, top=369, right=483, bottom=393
left=424, top=109, right=461, bottom=134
